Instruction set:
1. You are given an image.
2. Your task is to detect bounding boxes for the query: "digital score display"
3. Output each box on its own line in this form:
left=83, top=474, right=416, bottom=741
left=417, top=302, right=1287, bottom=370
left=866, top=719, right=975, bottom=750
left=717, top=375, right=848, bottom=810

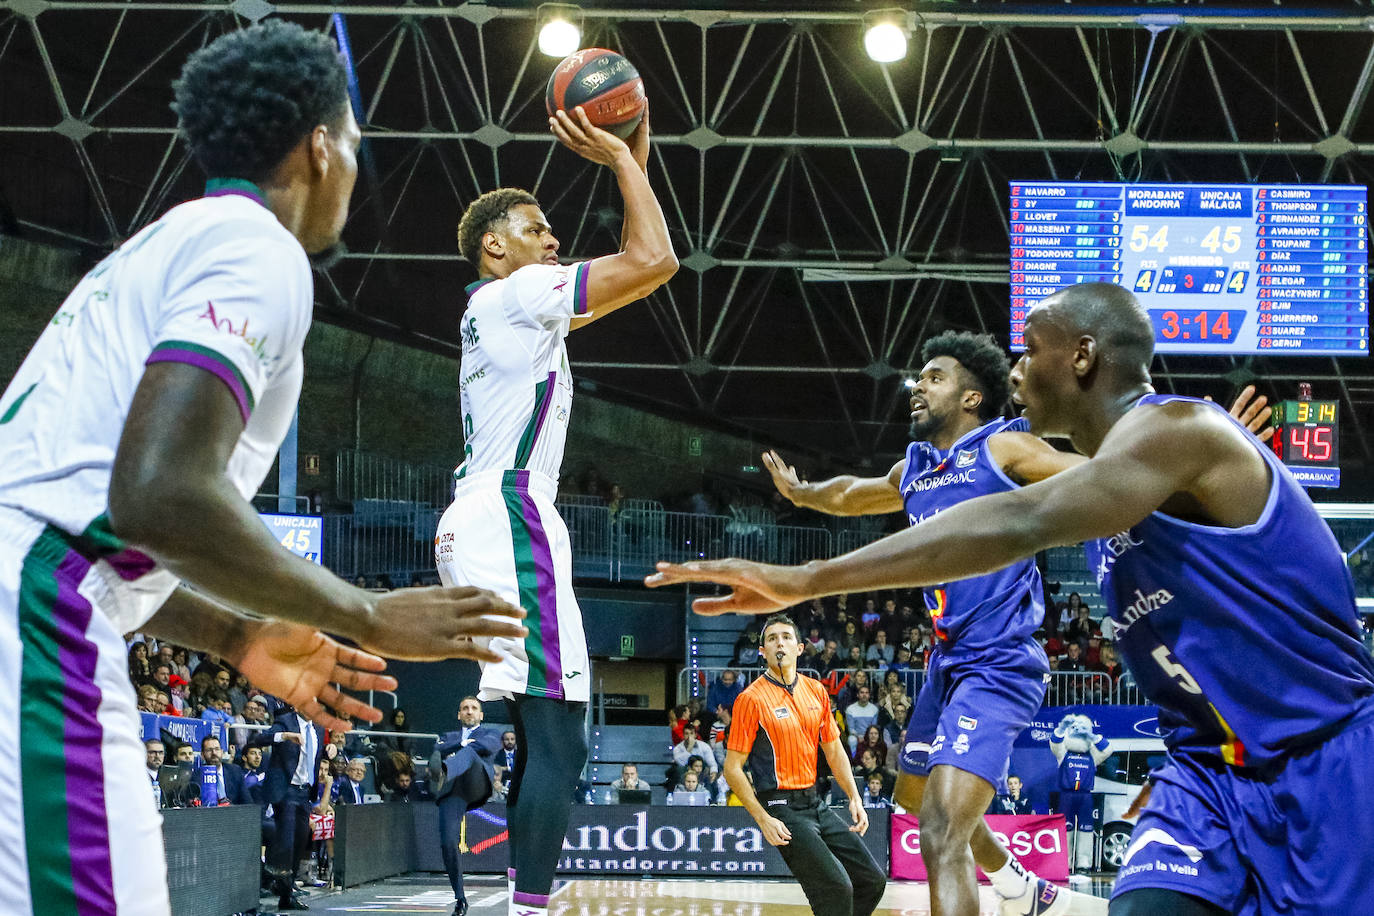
left=1008, top=182, right=1370, bottom=355
left=1270, top=399, right=1340, bottom=488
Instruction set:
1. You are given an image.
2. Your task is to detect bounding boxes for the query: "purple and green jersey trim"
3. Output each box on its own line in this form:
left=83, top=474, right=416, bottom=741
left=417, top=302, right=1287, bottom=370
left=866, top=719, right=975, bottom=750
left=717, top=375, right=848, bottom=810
left=512, top=372, right=557, bottom=470
left=17, top=515, right=153, bottom=916
left=203, top=177, right=267, bottom=208
left=572, top=261, right=591, bottom=315
left=146, top=339, right=254, bottom=424
left=501, top=469, right=562, bottom=699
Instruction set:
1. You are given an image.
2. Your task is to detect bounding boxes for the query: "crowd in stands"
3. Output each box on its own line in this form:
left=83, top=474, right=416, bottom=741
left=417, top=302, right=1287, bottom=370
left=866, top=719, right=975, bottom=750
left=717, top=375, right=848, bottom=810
left=126, top=630, right=443, bottom=900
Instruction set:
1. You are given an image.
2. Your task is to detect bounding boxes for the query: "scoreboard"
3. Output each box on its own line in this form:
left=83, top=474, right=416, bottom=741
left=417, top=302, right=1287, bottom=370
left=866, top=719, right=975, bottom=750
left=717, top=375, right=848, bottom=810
left=1270, top=399, right=1340, bottom=488
left=1008, top=181, right=1369, bottom=355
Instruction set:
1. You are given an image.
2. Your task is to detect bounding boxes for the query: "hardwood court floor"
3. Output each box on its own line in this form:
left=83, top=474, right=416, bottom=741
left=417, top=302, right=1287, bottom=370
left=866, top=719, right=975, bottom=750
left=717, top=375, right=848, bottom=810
left=303, top=873, right=1113, bottom=915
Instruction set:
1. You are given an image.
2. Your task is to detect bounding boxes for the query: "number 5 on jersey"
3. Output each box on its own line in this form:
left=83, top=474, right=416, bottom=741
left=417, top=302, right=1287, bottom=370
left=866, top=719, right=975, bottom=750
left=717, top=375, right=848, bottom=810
left=1152, top=645, right=1202, bottom=694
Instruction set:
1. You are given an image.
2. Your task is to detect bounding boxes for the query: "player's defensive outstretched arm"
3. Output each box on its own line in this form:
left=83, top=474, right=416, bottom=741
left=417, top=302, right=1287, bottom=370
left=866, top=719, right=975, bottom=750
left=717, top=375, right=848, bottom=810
left=762, top=449, right=905, bottom=516
left=648, top=400, right=1228, bottom=614
left=109, top=362, right=527, bottom=661
left=550, top=106, right=677, bottom=328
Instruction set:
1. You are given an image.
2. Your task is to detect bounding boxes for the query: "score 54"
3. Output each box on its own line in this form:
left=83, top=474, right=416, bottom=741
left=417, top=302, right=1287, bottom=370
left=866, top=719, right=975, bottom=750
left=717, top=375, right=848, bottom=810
left=1128, top=225, right=1242, bottom=254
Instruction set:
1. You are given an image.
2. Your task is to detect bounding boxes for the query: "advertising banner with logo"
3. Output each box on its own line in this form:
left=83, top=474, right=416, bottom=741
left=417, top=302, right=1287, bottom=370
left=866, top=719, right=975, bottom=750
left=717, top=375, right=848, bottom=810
left=890, top=814, right=1068, bottom=882
left=415, top=803, right=889, bottom=877
left=259, top=513, right=322, bottom=563
left=140, top=711, right=228, bottom=752
left=1016, top=705, right=1163, bottom=748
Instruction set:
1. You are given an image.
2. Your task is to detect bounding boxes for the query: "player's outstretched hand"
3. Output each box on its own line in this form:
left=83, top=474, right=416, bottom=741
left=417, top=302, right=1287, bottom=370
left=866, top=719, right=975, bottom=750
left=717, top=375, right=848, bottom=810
left=361, top=586, right=527, bottom=662
left=848, top=797, right=869, bottom=836
left=762, top=449, right=804, bottom=504
left=235, top=621, right=398, bottom=732
left=550, top=106, right=631, bottom=167
left=1209, top=385, right=1273, bottom=443
left=760, top=814, right=792, bottom=847
left=645, top=559, right=810, bottom=616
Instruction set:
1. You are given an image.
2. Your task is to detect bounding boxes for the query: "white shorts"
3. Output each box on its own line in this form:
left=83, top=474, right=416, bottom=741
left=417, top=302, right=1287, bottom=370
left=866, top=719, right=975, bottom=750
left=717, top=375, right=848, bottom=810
left=434, top=469, right=590, bottom=703
left=0, top=506, right=170, bottom=916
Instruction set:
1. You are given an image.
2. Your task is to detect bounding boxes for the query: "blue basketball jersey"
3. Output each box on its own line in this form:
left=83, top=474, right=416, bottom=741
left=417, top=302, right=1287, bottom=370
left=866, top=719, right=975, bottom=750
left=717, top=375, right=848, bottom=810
left=900, top=417, right=1045, bottom=651
left=1084, top=394, right=1374, bottom=770
left=1058, top=753, right=1096, bottom=793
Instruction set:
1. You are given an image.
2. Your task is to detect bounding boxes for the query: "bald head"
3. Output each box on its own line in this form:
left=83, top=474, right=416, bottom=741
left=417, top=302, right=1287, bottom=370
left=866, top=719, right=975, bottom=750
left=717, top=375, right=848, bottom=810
left=1031, top=283, right=1154, bottom=378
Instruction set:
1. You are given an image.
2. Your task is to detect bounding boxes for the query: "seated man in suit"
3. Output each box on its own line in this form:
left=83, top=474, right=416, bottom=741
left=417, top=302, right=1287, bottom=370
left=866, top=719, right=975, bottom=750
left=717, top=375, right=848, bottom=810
left=335, top=757, right=368, bottom=805
left=201, top=734, right=253, bottom=805
left=261, top=705, right=325, bottom=911
left=429, top=696, right=499, bottom=916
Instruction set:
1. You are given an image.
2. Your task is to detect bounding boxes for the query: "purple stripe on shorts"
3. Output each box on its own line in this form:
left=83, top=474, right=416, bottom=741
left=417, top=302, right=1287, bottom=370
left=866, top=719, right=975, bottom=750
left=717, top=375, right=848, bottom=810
left=513, top=891, right=551, bottom=906
left=53, top=550, right=117, bottom=916
left=104, top=547, right=156, bottom=582
left=516, top=470, right=563, bottom=693
left=146, top=348, right=250, bottom=423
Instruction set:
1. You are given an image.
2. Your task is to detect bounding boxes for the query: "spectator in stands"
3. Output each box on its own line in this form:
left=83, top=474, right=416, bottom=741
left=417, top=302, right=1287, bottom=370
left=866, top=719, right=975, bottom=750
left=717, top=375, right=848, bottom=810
left=147, top=659, right=173, bottom=694
left=687, top=754, right=727, bottom=803
left=672, top=769, right=712, bottom=806
left=843, top=644, right=866, bottom=672
left=669, top=704, right=689, bottom=745
left=709, top=704, right=731, bottom=768
left=1063, top=596, right=1099, bottom=648
left=384, top=769, right=415, bottom=803
left=1093, top=641, right=1125, bottom=696
left=309, top=758, right=336, bottom=886
left=830, top=694, right=847, bottom=741
left=852, top=725, right=888, bottom=769
left=889, top=645, right=915, bottom=676
left=611, top=763, right=648, bottom=802
left=852, top=748, right=887, bottom=796
left=381, top=708, right=413, bottom=755
left=234, top=695, right=271, bottom=750
left=837, top=668, right=872, bottom=709
left=865, top=630, right=894, bottom=666
left=879, top=697, right=911, bottom=746
left=204, top=735, right=251, bottom=805
left=844, top=686, right=880, bottom=753
left=1060, top=641, right=1088, bottom=673
left=672, top=724, right=713, bottom=775
left=156, top=690, right=177, bottom=717
left=137, top=684, right=160, bottom=713
left=706, top=669, right=743, bottom=714
left=732, top=627, right=761, bottom=667
left=839, top=620, right=864, bottom=653
left=498, top=730, right=517, bottom=777
left=336, top=758, right=367, bottom=805
left=860, top=597, right=881, bottom=633
left=814, top=640, right=841, bottom=677
left=324, top=729, right=348, bottom=762
left=145, top=739, right=165, bottom=806
left=988, top=774, right=1034, bottom=816
left=805, top=626, right=826, bottom=655
left=170, top=646, right=193, bottom=682
left=861, top=773, right=891, bottom=809
left=128, top=642, right=151, bottom=684
left=170, top=743, right=193, bottom=764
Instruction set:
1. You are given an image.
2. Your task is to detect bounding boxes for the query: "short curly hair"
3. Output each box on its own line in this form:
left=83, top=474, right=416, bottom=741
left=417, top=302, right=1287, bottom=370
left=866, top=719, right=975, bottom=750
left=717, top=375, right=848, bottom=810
left=172, top=20, right=349, bottom=182
left=920, top=330, right=1012, bottom=420
left=457, top=187, right=540, bottom=267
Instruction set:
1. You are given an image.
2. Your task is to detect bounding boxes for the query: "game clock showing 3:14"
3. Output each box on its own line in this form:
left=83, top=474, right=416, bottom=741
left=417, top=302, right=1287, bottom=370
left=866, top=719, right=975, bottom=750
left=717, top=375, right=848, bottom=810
left=1270, top=400, right=1340, bottom=488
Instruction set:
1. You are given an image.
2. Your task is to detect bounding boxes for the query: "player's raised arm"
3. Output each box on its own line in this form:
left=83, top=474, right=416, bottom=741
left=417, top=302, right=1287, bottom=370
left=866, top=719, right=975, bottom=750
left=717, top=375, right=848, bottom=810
left=763, top=449, right=906, bottom=516
left=648, top=400, right=1224, bottom=613
left=550, top=106, right=677, bottom=327
left=109, top=363, right=527, bottom=661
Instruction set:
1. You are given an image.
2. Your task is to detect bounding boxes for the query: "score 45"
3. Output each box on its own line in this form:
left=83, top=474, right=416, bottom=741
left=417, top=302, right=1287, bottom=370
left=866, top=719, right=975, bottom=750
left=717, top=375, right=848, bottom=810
left=1128, top=225, right=1243, bottom=254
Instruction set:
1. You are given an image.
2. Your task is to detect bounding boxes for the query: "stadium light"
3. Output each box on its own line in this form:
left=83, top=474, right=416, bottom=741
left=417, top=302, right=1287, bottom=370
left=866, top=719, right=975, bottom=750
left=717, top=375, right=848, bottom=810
left=538, top=4, right=582, bottom=58
left=863, top=10, right=909, bottom=63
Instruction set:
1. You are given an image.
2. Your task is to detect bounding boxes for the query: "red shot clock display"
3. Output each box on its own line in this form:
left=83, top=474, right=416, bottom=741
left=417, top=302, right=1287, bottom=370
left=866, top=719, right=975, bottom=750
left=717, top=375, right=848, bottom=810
left=1270, top=395, right=1340, bottom=488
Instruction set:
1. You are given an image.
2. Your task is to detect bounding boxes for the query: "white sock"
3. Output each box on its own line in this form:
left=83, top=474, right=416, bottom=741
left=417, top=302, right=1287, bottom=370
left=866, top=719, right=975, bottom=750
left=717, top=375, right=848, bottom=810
left=988, top=854, right=1034, bottom=898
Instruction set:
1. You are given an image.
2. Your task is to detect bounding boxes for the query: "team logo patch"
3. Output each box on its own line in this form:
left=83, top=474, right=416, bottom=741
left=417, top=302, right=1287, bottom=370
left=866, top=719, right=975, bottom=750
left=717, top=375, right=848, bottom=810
left=952, top=734, right=970, bottom=755
left=955, top=448, right=978, bottom=468
left=930, top=734, right=945, bottom=753
left=773, top=706, right=791, bottom=720
left=957, top=715, right=978, bottom=731
left=1039, top=883, right=1059, bottom=905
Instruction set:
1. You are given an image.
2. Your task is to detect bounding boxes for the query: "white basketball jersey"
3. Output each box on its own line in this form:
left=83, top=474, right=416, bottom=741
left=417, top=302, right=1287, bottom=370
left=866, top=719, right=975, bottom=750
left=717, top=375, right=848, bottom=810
left=0, top=182, right=313, bottom=633
left=454, top=261, right=592, bottom=486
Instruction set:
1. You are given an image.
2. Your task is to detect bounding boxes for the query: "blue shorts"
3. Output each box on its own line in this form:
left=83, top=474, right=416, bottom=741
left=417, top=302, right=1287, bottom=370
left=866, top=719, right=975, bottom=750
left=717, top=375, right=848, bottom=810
left=898, top=639, right=1048, bottom=787
left=1113, top=708, right=1374, bottom=915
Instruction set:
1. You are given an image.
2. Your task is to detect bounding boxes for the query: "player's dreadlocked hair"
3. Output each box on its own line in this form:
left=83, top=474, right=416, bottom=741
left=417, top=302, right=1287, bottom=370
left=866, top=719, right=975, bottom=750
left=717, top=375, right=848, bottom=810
left=457, top=188, right=540, bottom=267
left=920, top=331, right=1013, bottom=420
left=172, top=20, right=349, bottom=182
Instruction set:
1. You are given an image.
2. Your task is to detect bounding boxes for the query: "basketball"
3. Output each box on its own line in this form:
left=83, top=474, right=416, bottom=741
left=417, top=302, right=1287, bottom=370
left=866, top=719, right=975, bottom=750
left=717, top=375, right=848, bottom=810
left=546, top=48, right=646, bottom=140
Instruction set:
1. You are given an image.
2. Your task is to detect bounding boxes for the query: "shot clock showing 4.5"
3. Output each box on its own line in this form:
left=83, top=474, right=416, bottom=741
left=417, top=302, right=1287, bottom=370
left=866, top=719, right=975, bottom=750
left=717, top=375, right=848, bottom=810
left=1009, top=181, right=1369, bottom=355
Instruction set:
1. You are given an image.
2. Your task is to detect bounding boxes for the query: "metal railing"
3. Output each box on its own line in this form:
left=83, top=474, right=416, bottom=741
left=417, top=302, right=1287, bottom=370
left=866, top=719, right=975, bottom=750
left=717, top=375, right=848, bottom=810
left=678, top=665, right=1149, bottom=708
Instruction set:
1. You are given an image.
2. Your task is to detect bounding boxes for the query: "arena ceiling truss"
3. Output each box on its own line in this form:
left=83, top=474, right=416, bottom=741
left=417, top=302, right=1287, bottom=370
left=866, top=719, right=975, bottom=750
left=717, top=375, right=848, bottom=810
left=2, top=0, right=1373, bottom=471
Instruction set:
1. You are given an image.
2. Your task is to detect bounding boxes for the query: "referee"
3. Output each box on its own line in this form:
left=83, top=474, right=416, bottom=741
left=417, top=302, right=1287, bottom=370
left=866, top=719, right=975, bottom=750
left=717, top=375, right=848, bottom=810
left=725, top=614, right=886, bottom=916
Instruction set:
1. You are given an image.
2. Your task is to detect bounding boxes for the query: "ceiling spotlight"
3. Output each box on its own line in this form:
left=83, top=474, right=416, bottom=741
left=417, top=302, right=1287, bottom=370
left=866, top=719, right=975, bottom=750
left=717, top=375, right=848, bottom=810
left=864, top=10, right=909, bottom=64
left=538, top=4, right=582, bottom=58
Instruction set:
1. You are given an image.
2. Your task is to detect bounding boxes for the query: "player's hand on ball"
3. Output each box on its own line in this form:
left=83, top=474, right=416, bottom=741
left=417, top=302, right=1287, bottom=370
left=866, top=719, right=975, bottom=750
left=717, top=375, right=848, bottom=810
left=761, top=815, right=792, bottom=847
left=550, top=106, right=631, bottom=167
left=361, top=585, right=527, bottom=662
left=848, top=797, right=869, bottom=836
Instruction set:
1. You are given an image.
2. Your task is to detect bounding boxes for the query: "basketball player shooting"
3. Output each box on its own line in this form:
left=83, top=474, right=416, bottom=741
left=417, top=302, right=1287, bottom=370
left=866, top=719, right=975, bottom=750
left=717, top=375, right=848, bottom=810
left=434, top=93, right=677, bottom=916
left=650, top=282, right=1374, bottom=916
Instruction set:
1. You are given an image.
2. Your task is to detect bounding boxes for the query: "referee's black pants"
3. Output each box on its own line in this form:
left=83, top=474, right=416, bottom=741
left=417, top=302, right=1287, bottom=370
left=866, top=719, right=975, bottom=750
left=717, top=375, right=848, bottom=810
left=769, top=795, right=887, bottom=916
